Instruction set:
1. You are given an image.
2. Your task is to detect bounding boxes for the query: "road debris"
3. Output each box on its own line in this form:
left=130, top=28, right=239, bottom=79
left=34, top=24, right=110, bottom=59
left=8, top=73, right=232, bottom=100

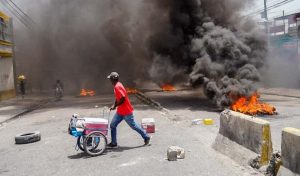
left=266, top=152, right=281, bottom=176
left=192, top=119, right=202, bottom=125
left=249, top=155, right=261, bottom=169
left=203, top=119, right=214, bottom=125
left=167, top=146, right=185, bottom=161
left=15, top=131, right=41, bottom=144
left=141, top=118, right=155, bottom=133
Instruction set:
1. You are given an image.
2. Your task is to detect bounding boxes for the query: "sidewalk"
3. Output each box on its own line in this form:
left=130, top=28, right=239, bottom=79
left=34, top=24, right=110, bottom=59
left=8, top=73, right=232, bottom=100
left=0, top=94, right=52, bottom=124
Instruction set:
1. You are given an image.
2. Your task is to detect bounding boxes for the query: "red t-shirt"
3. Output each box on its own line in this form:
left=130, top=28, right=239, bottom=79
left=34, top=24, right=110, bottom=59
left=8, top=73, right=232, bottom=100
left=114, top=82, right=133, bottom=115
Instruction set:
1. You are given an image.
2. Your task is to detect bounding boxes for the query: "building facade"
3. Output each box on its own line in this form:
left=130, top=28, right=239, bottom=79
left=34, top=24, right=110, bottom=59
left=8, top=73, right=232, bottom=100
left=0, top=11, right=15, bottom=100
left=269, top=12, right=300, bottom=56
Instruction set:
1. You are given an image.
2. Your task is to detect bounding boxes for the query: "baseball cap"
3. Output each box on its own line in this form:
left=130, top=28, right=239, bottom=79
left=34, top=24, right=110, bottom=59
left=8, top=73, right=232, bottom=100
left=107, top=72, right=119, bottom=79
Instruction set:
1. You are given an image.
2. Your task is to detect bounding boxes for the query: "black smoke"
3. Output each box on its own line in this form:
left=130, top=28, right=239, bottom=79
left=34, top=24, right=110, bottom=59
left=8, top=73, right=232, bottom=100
left=145, top=0, right=268, bottom=107
left=12, top=0, right=267, bottom=106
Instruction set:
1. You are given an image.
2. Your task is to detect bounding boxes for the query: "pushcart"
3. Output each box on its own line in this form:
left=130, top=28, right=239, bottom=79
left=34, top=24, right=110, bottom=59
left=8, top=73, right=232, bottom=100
left=68, top=107, right=110, bottom=156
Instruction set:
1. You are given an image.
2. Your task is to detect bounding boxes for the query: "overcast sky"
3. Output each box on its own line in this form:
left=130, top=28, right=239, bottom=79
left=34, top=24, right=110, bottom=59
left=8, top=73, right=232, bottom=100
left=1, top=0, right=300, bottom=26
left=251, top=0, right=300, bottom=19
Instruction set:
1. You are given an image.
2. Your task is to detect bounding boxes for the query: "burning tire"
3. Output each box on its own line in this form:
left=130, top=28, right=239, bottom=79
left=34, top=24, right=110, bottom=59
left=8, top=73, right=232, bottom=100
left=15, top=131, right=41, bottom=144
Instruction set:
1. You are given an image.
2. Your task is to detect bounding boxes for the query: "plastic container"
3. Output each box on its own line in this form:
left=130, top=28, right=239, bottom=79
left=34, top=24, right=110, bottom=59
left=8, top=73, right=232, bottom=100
left=141, top=118, right=155, bottom=133
left=83, top=118, right=108, bottom=135
left=203, top=119, right=214, bottom=125
left=70, top=128, right=83, bottom=137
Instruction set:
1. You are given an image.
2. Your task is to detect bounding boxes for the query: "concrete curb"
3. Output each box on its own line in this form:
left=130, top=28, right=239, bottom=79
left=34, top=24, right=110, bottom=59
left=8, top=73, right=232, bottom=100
left=213, top=110, right=273, bottom=166
left=0, top=98, right=52, bottom=125
left=134, top=91, right=181, bottom=121
left=135, top=91, right=163, bottom=110
left=277, top=127, right=300, bottom=175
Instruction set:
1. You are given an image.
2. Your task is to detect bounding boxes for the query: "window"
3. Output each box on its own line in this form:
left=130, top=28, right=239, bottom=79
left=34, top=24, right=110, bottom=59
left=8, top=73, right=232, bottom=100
left=0, top=18, right=11, bottom=42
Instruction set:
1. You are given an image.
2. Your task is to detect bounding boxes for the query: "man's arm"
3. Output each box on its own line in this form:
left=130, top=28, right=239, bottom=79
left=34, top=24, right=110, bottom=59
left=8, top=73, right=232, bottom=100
left=110, top=97, right=125, bottom=110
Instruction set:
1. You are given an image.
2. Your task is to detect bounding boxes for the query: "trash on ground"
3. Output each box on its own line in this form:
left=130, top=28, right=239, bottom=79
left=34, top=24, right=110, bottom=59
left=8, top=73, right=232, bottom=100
left=203, top=119, right=214, bottom=125
left=192, top=119, right=202, bottom=125
left=249, top=155, right=261, bottom=169
left=167, top=146, right=185, bottom=161
left=266, top=152, right=281, bottom=176
left=15, top=131, right=41, bottom=144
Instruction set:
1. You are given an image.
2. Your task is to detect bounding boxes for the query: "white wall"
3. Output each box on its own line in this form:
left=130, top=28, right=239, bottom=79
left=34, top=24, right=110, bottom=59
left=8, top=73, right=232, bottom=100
left=0, top=58, right=14, bottom=91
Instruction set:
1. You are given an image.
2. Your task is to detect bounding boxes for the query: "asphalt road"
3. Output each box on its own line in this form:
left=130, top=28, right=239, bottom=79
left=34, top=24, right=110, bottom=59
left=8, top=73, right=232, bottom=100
left=0, top=93, right=262, bottom=176
left=145, top=90, right=300, bottom=151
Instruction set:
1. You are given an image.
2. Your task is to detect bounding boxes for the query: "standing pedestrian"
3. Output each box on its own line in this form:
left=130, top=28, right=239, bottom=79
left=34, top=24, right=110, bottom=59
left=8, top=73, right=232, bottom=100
left=18, top=75, right=26, bottom=99
left=20, top=80, right=25, bottom=99
left=107, top=72, right=150, bottom=148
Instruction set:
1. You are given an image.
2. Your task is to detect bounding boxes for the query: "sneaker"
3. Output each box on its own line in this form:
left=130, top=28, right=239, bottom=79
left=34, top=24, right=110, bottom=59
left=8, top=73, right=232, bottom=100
left=107, top=142, right=118, bottom=149
left=144, top=137, right=151, bottom=145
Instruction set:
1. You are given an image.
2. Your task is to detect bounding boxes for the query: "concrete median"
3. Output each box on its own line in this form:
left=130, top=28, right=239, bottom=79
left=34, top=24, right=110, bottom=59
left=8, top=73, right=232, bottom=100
left=277, top=127, right=300, bottom=176
left=213, top=110, right=273, bottom=166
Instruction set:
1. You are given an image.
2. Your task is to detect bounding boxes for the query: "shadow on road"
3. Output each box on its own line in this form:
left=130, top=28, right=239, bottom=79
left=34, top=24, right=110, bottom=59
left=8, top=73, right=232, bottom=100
left=67, top=145, right=147, bottom=159
left=107, top=144, right=147, bottom=153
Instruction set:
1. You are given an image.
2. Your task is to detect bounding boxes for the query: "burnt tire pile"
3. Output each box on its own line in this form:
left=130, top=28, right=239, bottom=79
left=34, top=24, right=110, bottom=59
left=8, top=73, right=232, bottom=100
left=15, top=131, right=41, bottom=144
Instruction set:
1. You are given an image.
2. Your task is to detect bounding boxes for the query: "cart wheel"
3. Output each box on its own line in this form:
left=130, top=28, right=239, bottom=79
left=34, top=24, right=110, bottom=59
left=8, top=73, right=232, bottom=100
left=83, top=131, right=107, bottom=156
left=77, top=136, right=84, bottom=151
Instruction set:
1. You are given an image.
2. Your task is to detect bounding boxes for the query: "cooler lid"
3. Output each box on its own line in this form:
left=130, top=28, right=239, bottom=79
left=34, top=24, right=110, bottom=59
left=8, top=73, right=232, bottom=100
left=142, top=118, right=155, bottom=123
left=82, top=117, right=108, bottom=123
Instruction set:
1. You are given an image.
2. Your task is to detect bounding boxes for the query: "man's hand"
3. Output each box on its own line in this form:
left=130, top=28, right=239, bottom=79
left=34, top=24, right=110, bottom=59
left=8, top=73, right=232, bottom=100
left=110, top=105, right=116, bottom=111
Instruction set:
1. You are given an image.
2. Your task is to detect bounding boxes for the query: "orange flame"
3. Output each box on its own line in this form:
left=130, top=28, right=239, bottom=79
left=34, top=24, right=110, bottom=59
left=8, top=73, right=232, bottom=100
left=80, top=89, right=95, bottom=96
left=231, top=93, right=276, bottom=115
left=126, top=88, right=138, bottom=94
left=161, top=84, right=175, bottom=91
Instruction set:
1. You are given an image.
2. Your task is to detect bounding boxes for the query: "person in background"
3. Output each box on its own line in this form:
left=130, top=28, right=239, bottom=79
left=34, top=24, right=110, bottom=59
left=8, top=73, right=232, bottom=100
left=54, top=80, right=63, bottom=100
left=107, top=72, right=150, bottom=148
left=20, top=80, right=25, bottom=99
left=18, top=75, right=26, bottom=99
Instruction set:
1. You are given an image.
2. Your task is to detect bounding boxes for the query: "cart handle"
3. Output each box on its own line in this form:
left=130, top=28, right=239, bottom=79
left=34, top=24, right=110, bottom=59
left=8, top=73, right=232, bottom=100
left=102, top=106, right=111, bottom=128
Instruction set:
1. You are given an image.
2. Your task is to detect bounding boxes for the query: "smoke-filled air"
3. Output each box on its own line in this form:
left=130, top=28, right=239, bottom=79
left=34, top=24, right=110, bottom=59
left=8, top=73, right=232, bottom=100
left=13, top=0, right=267, bottom=107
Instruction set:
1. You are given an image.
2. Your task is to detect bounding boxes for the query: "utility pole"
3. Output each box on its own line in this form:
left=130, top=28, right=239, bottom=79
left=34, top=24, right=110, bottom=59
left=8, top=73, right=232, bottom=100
left=264, top=0, right=268, bottom=34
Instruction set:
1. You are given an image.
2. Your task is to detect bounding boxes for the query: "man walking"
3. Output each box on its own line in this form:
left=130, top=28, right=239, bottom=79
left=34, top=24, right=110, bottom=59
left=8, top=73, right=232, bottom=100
left=107, top=72, right=150, bottom=148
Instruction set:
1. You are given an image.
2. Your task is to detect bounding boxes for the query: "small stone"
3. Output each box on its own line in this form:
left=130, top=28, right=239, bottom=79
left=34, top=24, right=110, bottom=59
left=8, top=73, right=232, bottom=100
left=167, top=149, right=177, bottom=161
left=167, top=146, right=185, bottom=161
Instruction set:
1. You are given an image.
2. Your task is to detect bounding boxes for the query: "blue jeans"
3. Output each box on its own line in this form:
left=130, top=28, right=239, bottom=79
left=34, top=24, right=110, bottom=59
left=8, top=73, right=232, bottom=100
left=110, top=112, right=149, bottom=145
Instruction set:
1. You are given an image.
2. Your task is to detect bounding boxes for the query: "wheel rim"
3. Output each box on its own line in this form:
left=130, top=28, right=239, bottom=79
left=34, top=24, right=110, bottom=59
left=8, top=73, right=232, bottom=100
left=84, top=132, right=106, bottom=156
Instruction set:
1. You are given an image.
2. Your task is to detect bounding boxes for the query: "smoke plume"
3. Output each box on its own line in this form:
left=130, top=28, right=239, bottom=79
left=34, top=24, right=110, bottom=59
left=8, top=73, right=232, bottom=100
left=15, top=0, right=151, bottom=93
left=144, top=0, right=268, bottom=107
left=12, top=0, right=267, bottom=106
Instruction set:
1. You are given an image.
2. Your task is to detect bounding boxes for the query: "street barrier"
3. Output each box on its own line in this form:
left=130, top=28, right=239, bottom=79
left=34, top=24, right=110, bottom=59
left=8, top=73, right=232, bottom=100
left=277, top=127, right=300, bottom=176
left=213, top=110, right=273, bottom=166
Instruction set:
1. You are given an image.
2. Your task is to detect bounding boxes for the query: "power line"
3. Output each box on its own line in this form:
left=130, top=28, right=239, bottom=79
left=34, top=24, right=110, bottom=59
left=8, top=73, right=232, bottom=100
left=248, top=0, right=293, bottom=16
left=7, top=0, right=35, bottom=25
left=270, top=8, right=300, bottom=18
left=246, top=0, right=295, bottom=17
left=0, top=0, right=31, bottom=29
left=5, top=0, right=34, bottom=26
left=0, top=0, right=34, bottom=30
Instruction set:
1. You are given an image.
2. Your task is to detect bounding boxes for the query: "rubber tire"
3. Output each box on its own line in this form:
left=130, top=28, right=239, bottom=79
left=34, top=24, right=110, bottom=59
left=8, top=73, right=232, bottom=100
left=77, top=136, right=84, bottom=151
left=83, top=131, right=107, bottom=157
left=15, top=131, right=41, bottom=144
